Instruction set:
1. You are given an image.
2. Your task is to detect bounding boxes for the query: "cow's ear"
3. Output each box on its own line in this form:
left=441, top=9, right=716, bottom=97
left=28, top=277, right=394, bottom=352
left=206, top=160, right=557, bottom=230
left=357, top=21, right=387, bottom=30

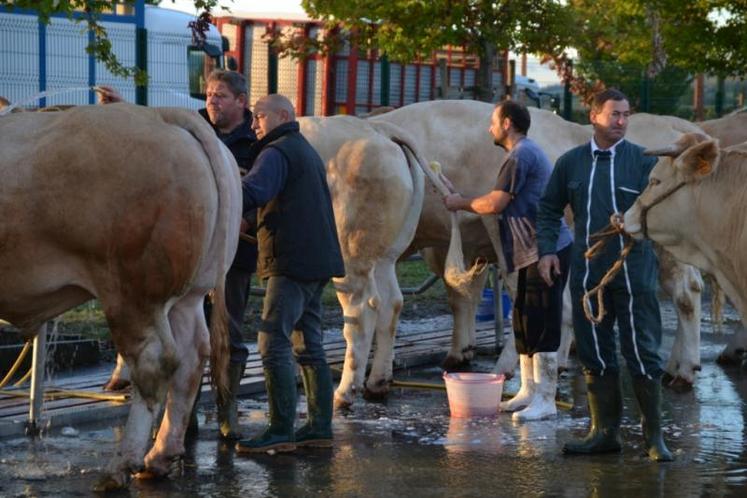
left=676, top=140, right=720, bottom=181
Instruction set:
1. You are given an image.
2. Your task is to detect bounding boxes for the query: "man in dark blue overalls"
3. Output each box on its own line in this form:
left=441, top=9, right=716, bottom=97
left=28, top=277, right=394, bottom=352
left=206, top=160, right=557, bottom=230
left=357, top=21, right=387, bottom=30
left=537, top=88, right=672, bottom=461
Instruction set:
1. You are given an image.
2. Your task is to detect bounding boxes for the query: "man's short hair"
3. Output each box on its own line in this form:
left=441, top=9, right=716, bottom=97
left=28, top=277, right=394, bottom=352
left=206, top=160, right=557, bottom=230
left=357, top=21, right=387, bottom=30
left=497, top=100, right=531, bottom=135
left=591, top=88, right=628, bottom=112
left=206, top=69, right=247, bottom=97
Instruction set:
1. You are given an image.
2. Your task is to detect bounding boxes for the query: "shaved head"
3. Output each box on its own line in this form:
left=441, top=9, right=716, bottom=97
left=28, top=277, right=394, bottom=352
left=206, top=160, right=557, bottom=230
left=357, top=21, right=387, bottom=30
left=252, top=94, right=296, bottom=139
left=254, top=94, right=296, bottom=120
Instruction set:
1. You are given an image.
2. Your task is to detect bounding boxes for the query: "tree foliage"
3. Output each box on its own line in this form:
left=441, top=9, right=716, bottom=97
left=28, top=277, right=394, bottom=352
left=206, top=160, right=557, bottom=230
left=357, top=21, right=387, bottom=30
left=299, top=0, right=746, bottom=105
left=548, top=0, right=747, bottom=104
left=0, top=0, right=220, bottom=85
left=296, top=0, right=574, bottom=101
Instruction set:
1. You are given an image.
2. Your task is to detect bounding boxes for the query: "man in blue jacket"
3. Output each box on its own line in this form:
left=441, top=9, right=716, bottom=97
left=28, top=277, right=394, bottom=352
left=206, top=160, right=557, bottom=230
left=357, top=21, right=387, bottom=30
left=235, top=94, right=344, bottom=454
left=536, top=88, right=672, bottom=461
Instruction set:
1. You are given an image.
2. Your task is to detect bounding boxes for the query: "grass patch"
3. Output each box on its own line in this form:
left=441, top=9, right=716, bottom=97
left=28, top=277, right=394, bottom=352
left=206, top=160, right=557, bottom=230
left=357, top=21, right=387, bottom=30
left=50, top=257, right=449, bottom=342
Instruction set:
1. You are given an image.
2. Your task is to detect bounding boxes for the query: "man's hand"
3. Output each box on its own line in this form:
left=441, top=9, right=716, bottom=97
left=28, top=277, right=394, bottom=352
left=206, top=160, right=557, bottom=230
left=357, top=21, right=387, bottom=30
left=443, top=193, right=465, bottom=212
left=95, top=85, right=124, bottom=105
left=538, top=254, right=561, bottom=287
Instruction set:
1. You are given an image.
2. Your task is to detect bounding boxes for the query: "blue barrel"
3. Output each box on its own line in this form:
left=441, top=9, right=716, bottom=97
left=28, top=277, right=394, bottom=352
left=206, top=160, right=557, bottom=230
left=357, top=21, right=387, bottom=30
left=502, top=291, right=512, bottom=320
left=476, top=288, right=512, bottom=322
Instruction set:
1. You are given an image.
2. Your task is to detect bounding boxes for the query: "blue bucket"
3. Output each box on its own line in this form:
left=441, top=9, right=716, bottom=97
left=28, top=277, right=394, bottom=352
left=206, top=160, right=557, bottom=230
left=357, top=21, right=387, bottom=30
left=476, top=288, right=512, bottom=322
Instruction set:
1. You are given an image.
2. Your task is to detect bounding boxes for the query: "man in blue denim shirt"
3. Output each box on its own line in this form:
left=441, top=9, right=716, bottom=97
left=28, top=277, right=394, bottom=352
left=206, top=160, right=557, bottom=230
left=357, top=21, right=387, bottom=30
left=445, top=100, right=572, bottom=422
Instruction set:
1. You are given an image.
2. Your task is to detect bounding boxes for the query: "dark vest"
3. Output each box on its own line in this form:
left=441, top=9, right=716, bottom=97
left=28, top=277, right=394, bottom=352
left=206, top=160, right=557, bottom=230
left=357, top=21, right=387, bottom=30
left=254, top=122, right=345, bottom=281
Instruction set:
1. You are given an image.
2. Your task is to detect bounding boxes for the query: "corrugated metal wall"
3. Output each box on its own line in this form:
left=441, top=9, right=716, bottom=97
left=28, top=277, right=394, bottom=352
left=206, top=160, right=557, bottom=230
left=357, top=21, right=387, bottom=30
left=1, top=9, right=212, bottom=109
left=247, top=24, right=269, bottom=107
left=148, top=29, right=201, bottom=107
left=95, top=21, right=137, bottom=105
left=277, top=25, right=298, bottom=110
left=0, top=12, right=39, bottom=104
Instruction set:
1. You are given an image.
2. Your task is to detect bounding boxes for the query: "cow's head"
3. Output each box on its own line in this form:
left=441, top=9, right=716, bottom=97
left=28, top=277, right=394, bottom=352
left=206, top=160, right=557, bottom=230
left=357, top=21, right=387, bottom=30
left=624, top=132, right=720, bottom=244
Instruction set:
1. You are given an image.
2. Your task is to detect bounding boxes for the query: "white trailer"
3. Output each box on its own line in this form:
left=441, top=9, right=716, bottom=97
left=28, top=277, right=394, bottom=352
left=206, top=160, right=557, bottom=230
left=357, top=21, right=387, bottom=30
left=0, top=0, right=223, bottom=109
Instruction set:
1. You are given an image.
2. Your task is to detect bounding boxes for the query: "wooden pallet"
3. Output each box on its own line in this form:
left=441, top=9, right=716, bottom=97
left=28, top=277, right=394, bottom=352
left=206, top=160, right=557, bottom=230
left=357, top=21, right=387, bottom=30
left=0, top=321, right=503, bottom=437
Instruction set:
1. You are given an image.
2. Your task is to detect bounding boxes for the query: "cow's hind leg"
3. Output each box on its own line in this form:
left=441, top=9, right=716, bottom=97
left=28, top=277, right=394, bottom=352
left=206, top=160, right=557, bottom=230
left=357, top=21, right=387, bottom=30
left=142, top=293, right=209, bottom=477
left=333, top=271, right=379, bottom=409
left=97, top=308, right=179, bottom=491
left=364, top=260, right=403, bottom=399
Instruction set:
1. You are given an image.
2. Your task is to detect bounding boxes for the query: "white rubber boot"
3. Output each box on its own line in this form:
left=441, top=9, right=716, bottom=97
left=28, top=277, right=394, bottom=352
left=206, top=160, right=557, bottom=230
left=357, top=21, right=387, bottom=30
left=513, top=352, right=558, bottom=421
left=500, top=354, right=534, bottom=412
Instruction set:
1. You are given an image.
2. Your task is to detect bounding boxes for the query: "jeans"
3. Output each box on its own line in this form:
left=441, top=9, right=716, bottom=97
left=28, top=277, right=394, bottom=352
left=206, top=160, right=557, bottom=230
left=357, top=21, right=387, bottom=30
left=257, top=275, right=329, bottom=369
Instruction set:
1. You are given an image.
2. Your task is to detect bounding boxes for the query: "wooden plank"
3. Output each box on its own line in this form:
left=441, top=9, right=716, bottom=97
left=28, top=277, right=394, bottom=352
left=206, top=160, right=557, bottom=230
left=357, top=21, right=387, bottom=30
left=1, top=323, right=504, bottom=433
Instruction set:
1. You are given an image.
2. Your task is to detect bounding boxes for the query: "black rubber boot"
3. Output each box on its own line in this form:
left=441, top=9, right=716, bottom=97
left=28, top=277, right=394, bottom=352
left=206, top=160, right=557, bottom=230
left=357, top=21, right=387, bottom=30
left=217, top=361, right=246, bottom=441
left=236, top=365, right=297, bottom=454
left=296, top=364, right=334, bottom=448
left=632, top=376, right=674, bottom=462
left=563, top=372, right=623, bottom=454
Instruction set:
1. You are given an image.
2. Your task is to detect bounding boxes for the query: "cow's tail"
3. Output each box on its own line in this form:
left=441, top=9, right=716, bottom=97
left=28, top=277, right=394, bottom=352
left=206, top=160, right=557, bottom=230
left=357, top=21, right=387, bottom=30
left=208, top=277, right=230, bottom=395
left=388, top=139, right=425, bottom=259
left=156, top=107, right=236, bottom=396
left=381, top=126, right=486, bottom=295
left=361, top=125, right=425, bottom=260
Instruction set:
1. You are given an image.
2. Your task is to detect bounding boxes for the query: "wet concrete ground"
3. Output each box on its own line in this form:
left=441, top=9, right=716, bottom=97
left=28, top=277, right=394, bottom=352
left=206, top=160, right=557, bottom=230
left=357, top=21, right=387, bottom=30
left=2, top=310, right=747, bottom=497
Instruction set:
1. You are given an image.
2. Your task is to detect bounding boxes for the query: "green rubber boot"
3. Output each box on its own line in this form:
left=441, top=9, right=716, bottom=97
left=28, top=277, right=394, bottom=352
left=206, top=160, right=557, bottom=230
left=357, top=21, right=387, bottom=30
left=632, top=376, right=674, bottom=462
left=217, top=361, right=245, bottom=441
left=563, top=372, right=622, bottom=454
left=236, top=365, right=297, bottom=454
left=296, top=364, right=334, bottom=448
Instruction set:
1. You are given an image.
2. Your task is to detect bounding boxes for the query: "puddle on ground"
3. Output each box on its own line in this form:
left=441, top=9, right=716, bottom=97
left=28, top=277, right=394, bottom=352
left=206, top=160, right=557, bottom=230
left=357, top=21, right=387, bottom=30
left=1, top=298, right=747, bottom=497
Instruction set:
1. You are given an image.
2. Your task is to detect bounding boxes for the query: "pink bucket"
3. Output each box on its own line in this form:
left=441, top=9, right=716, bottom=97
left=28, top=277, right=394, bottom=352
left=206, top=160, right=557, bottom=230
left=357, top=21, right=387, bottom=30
left=443, top=372, right=505, bottom=418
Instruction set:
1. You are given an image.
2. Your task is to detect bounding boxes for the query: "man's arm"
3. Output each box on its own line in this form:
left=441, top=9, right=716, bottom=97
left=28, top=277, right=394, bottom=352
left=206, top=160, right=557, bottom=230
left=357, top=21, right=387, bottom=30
left=536, top=157, right=569, bottom=286
left=241, top=147, right=288, bottom=215
left=444, top=190, right=512, bottom=215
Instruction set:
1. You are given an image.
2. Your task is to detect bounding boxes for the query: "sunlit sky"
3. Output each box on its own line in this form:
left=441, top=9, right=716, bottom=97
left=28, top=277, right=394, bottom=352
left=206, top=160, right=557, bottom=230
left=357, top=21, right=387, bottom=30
left=163, top=0, right=305, bottom=15
left=162, top=0, right=560, bottom=87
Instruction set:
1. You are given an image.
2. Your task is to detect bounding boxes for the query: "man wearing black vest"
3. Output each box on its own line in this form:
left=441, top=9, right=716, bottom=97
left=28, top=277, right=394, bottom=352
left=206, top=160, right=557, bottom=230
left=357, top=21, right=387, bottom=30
left=235, top=94, right=345, bottom=454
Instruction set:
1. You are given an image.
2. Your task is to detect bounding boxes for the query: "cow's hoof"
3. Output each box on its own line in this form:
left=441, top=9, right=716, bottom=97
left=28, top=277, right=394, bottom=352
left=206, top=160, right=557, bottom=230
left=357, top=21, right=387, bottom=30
left=662, top=373, right=694, bottom=393
left=135, top=466, right=174, bottom=481
left=716, top=351, right=743, bottom=366
left=93, top=472, right=130, bottom=492
left=441, top=355, right=471, bottom=372
left=103, top=378, right=131, bottom=392
left=333, top=393, right=353, bottom=412
left=363, top=383, right=390, bottom=402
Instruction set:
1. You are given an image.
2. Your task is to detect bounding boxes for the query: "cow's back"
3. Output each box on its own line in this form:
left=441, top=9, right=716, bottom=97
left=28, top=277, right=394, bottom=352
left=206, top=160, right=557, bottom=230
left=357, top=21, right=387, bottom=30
left=699, top=110, right=747, bottom=148
left=0, top=105, right=221, bottom=330
left=299, top=115, right=419, bottom=269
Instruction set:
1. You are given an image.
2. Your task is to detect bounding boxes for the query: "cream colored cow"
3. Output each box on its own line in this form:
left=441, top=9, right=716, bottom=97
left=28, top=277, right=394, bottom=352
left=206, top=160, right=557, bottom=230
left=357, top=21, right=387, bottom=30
left=374, top=100, right=707, bottom=385
left=0, top=104, right=240, bottom=490
left=298, top=116, right=427, bottom=408
left=102, top=114, right=440, bottom=410
left=624, top=135, right=747, bottom=364
left=699, top=109, right=747, bottom=148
